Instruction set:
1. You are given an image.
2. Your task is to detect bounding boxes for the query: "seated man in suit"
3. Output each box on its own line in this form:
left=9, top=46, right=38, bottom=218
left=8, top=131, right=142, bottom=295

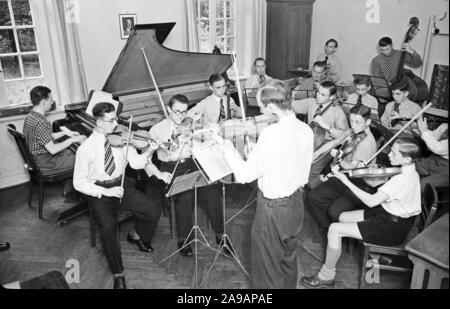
left=23, top=86, right=86, bottom=174
left=188, top=74, right=242, bottom=125
left=292, top=81, right=349, bottom=189
left=245, top=57, right=273, bottom=89
left=343, top=76, right=379, bottom=120
left=316, top=39, right=342, bottom=83
left=293, top=61, right=326, bottom=100
left=380, top=78, right=421, bottom=130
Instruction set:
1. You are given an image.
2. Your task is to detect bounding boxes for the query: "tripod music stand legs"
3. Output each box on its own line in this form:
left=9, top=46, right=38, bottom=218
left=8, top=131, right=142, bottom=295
left=159, top=185, right=220, bottom=289
left=200, top=182, right=251, bottom=287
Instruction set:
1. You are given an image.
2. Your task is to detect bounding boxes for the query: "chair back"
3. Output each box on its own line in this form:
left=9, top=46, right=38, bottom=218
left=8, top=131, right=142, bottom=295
left=418, top=183, right=439, bottom=231
left=6, top=124, right=41, bottom=179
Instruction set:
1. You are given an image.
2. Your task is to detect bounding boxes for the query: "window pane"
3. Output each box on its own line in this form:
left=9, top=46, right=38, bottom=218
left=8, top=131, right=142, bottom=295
left=216, top=19, right=224, bottom=36
left=199, top=0, right=209, bottom=19
left=11, top=0, right=33, bottom=25
left=199, top=39, right=211, bottom=53
left=226, top=37, right=234, bottom=53
left=198, top=19, right=210, bottom=38
left=0, top=29, right=17, bottom=53
left=0, top=55, right=21, bottom=79
left=23, top=54, right=40, bottom=77
left=17, top=28, right=37, bottom=52
left=225, top=0, right=234, bottom=18
left=4, top=80, right=27, bottom=105
left=216, top=0, right=224, bottom=18
left=226, top=20, right=234, bottom=36
left=0, top=0, right=12, bottom=26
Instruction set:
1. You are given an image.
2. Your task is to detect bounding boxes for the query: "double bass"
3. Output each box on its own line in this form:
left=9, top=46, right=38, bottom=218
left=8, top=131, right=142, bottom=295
left=394, top=17, right=428, bottom=102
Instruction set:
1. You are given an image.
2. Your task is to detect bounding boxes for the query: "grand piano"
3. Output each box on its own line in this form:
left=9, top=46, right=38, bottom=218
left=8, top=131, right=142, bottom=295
left=58, top=22, right=233, bottom=139
left=54, top=23, right=233, bottom=225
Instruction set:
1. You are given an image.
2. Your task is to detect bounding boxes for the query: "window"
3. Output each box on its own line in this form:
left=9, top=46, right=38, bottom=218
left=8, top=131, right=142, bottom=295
left=0, top=0, right=44, bottom=106
left=197, top=0, right=235, bottom=54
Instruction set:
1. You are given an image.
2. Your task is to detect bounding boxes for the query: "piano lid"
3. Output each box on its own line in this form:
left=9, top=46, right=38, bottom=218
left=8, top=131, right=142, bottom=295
left=102, top=23, right=233, bottom=97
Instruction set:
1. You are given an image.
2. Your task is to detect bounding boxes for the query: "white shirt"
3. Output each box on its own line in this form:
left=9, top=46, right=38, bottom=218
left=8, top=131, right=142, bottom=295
left=73, top=130, right=150, bottom=198
left=223, top=113, right=314, bottom=199
left=187, top=94, right=242, bottom=125
left=245, top=74, right=273, bottom=89
left=421, top=123, right=448, bottom=160
left=379, top=164, right=421, bottom=218
left=149, top=118, right=192, bottom=162
left=381, top=99, right=422, bottom=129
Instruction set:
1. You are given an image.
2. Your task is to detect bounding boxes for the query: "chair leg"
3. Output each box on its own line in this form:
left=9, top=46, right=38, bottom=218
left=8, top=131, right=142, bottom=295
left=38, top=181, right=44, bottom=220
left=28, top=182, right=34, bottom=208
left=360, top=246, right=370, bottom=289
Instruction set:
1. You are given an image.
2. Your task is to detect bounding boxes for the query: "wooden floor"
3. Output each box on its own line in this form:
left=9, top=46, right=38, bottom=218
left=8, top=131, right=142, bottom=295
left=0, top=181, right=411, bottom=289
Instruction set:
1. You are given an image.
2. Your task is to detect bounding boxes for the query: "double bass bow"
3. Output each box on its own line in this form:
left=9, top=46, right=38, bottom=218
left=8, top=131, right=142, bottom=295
left=394, top=17, right=428, bottom=102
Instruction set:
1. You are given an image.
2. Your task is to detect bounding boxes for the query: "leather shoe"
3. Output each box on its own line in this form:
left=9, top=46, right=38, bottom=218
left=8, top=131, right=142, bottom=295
left=178, top=241, right=193, bottom=257
left=127, top=234, right=153, bottom=253
left=0, top=242, right=10, bottom=252
left=143, top=241, right=154, bottom=253
left=300, top=273, right=334, bottom=289
left=113, top=276, right=127, bottom=289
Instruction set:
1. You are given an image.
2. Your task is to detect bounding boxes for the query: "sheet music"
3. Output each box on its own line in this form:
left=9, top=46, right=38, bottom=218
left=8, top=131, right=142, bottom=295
left=85, top=90, right=119, bottom=116
left=166, top=170, right=209, bottom=197
left=192, top=139, right=234, bottom=183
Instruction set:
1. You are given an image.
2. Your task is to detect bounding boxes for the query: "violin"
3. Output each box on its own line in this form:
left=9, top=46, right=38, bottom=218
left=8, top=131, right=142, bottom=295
left=338, top=164, right=402, bottom=187
left=108, top=126, right=158, bottom=150
left=331, top=129, right=368, bottom=165
left=310, top=100, right=341, bottom=150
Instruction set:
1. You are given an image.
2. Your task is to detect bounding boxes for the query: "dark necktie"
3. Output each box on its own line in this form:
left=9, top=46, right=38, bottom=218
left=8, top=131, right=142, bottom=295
left=313, top=104, right=323, bottom=118
left=219, top=98, right=226, bottom=121
left=383, top=57, right=392, bottom=81
left=356, top=95, right=362, bottom=108
left=324, top=56, right=328, bottom=65
left=104, top=139, right=116, bottom=176
left=393, top=102, right=400, bottom=113
left=258, top=74, right=266, bottom=85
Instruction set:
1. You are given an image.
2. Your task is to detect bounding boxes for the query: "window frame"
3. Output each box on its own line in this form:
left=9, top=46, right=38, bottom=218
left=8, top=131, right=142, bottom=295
left=0, top=0, right=44, bottom=107
left=197, top=0, right=236, bottom=54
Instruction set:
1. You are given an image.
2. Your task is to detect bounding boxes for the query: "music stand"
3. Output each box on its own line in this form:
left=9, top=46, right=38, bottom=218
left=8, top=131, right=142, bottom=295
left=158, top=169, right=220, bottom=289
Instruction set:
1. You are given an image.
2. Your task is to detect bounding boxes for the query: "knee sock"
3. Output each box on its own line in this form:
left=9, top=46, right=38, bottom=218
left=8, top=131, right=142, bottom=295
left=318, top=245, right=341, bottom=281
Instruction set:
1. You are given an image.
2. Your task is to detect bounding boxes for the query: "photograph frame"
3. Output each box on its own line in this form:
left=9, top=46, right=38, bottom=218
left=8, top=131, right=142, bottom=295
left=119, top=14, right=137, bottom=39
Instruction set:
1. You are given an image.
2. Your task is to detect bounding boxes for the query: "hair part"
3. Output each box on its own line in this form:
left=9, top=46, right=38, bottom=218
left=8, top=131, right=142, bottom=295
left=326, top=39, right=338, bottom=48
left=257, top=79, right=292, bottom=111
left=320, top=80, right=337, bottom=96
left=93, top=102, right=115, bottom=119
left=349, top=104, right=371, bottom=120
left=30, top=86, right=51, bottom=106
left=168, top=94, right=190, bottom=108
left=394, top=137, right=422, bottom=161
left=313, top=61, right=326, bottom=70
left=379, top=37, right=393, bottom=47
left=209, top=73, right=225, bottom=86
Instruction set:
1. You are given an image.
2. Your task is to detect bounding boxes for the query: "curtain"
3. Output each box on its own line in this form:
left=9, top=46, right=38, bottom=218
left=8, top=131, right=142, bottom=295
left=183, top=0, right=200, bottom=52
left=32, top=0, right=88, bottom=106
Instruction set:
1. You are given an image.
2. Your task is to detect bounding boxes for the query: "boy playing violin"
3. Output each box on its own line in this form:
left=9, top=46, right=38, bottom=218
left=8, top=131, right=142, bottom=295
left=301, top=137, right=422, bottom=288
left=307, top=105, right=377, bottom=238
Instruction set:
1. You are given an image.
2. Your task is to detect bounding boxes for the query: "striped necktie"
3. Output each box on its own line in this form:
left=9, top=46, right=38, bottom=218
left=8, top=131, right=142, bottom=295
left=104, top=139, right=116, bottom=176
left=219, top=98, right=226, bottom=121
left=383, top=57, right=392, bottom=81
left=313, top=104, right=323, bottom=118
left=393, top=102, right=400, bottom=113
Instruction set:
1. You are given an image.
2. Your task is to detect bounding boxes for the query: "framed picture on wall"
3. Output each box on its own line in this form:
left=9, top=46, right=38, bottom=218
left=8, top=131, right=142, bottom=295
left=119, top=14, right=137, bottom=39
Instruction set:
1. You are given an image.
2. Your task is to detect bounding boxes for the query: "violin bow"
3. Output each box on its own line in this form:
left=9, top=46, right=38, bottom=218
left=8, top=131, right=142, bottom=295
left=141, top=48, right=169, bottom=119
left=231, top=53, right=246, bottom=120
left=364, top=102, right=432, bottom=166
left=120, top=114, right=133, bottom=203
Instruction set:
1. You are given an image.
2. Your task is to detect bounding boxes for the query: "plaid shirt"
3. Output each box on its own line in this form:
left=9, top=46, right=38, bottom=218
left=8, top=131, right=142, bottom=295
left=23, top=111, right=53, bottom=155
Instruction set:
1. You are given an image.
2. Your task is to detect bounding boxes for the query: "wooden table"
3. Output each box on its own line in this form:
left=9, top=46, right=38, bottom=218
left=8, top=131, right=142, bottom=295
left=405, top=214, right=449, bottom=289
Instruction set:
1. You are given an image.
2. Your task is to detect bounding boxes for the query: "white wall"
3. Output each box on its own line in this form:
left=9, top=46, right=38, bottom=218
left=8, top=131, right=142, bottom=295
left=309, top=0, right=449, bottom=85
left=77, top=0, right=185, bottom=91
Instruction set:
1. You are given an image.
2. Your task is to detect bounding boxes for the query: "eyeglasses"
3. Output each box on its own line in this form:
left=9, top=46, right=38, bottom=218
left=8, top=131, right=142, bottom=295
left=172, top=110, right=188, bottom=116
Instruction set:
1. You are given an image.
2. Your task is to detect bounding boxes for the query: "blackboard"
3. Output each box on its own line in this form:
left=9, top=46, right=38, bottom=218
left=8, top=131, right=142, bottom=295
left=428, top=64, right=449, bottom=111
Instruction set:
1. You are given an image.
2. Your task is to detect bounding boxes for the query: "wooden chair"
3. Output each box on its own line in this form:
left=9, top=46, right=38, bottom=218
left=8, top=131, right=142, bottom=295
left=7, top=124, right=74, bottom=220
left=359, top=183, right=439, bottom=288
